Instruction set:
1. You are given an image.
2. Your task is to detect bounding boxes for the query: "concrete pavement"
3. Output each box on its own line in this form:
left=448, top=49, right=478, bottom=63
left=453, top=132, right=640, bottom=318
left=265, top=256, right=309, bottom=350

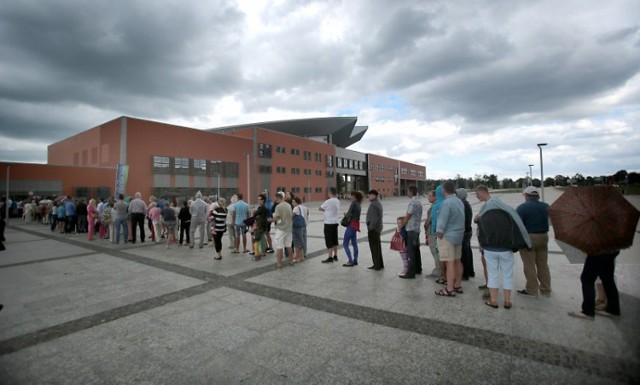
left=0, top=188, right=638, bottom=384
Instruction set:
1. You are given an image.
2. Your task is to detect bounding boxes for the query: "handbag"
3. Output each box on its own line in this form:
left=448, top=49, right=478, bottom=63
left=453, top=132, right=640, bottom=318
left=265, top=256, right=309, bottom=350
left=292, top=214, right=305, bottom=228
left=340, top=213, right=351, bottom=227
left=390, top=230, right=406, bottom=251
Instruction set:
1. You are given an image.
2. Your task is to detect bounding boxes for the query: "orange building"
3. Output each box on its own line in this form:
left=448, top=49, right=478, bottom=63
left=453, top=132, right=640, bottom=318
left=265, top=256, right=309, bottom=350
left=1, top=116, right=426, bottom=204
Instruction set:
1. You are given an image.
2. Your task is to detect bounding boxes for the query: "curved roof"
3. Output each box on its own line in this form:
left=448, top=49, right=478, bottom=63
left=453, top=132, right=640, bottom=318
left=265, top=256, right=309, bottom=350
left=208, top=117, right=367, bottom=148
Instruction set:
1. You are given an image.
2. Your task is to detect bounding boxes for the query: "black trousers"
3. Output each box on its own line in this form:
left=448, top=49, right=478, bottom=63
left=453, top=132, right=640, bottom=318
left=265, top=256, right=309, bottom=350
left=461, top=231, right=474, bottom=278
left=130, top=213, right=146, bottom=242
left=180, top=220, right=191, bottom=245
left=213, top=231, right=224, bottom=253
left=581, top=252, right=620, bottom=316
left=368, top=229, right=384, bottom=269
left=406, top=231, right=422, bottom=276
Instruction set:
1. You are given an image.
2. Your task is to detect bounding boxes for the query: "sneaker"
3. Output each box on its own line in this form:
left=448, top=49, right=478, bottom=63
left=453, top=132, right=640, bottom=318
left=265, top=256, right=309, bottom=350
left=333, top=256, right=338, bottom=262
left=266, top=248, right=274, bottom=254
left=517, top=289, right=536, bottom=297
left=321, top=257, right=334, bottom=263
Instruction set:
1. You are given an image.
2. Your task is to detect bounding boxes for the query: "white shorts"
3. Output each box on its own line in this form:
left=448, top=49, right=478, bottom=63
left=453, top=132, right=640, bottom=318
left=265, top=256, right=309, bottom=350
left=274, top=229, right=292, bottom=250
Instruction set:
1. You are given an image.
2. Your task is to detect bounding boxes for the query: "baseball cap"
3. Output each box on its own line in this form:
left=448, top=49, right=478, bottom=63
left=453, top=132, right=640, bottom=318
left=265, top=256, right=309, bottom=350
left=524, top=186, right=540, bottom=196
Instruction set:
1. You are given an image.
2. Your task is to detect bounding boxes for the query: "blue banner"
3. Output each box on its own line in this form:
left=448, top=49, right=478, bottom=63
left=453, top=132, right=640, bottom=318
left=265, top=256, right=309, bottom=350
left=115, top=163, right=129, bottom=198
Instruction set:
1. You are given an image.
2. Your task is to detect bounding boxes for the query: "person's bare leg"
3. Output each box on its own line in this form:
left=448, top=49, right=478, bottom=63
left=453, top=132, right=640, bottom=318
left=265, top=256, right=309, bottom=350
left=504, top=289, right=512, bottom=306
left=234, top=236, right=240, bottom=252
left=481, top=255, right=488, bottom=285
left=489, top=288, right=498, bottom=304
left=454, top=259, right=464, bottom=288
left=242, top=232, right=247, bottom=251
left=446, top=260, right=455, bottom=292
left=276, top=249, right=283, bottom=268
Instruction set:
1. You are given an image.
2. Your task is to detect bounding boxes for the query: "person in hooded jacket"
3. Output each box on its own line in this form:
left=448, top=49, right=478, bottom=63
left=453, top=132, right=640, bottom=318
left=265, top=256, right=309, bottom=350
left=475, top=185, right=531, bottom=309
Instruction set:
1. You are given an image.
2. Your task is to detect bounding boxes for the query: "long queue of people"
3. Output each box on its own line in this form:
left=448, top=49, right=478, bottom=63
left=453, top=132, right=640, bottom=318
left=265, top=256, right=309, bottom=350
left=10, top=182, right=620, bottom=317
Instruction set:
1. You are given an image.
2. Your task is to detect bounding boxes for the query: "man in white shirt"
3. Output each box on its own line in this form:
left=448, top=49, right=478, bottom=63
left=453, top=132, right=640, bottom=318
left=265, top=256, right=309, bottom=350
left=319, top=187, right=341, bottom=263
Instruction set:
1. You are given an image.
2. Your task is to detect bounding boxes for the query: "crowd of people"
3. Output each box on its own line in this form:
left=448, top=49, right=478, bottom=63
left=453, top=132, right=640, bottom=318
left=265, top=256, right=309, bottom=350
left=1, top=183, right=622, bottom=318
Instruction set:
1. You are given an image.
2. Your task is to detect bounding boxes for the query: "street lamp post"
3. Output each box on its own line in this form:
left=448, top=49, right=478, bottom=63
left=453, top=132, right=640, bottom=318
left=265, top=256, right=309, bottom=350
left=528, top=164, right=534, bottom=186
left=537, top=143, right=548, bottom=201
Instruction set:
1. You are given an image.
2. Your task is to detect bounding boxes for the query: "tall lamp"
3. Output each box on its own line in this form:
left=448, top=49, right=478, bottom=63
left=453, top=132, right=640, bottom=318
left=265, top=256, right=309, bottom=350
left=528, top=164, right=534, bottom=186
left=537, top=143, right=548, bottom=201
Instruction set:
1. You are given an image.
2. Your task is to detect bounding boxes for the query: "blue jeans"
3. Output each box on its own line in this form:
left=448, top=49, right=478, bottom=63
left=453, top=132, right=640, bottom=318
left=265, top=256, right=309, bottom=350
left=343, top=227, right=358, bottom=263
left=114, top=218, right=128, bottom=244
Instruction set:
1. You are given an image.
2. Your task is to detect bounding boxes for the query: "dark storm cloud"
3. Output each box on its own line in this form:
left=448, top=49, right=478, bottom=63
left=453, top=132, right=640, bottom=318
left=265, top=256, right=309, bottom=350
left=0, top=0, right=244, bottom=141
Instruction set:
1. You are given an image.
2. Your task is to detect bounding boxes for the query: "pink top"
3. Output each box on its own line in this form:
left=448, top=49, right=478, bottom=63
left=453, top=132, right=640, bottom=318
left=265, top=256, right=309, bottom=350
left=149, top=207, right=162, bottom=222
left=87, top=204, right=98, bottom=221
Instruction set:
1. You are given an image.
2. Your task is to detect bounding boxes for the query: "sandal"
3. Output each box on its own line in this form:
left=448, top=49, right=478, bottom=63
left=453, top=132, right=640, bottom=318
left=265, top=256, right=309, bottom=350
left=504, top=301, right=512, bottom=309
left=454, top=287, right=464, bottom=294
left=214, top=256, right=222, bottom=260
left=485, top=300, right=498, bottom=308
left=435, top=288, right=456, bottom=297
left=435, top=278, right=447, bottom=285
left=478, top=284, right=488, bottom=290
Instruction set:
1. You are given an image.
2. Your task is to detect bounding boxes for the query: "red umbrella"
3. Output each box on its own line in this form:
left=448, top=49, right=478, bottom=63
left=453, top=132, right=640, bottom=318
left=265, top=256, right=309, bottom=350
left=548, top=186, right=640, bottom=256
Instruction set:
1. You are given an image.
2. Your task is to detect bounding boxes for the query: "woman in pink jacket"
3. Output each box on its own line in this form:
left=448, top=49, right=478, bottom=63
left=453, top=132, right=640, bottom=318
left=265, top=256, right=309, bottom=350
left=87, top=199, right=98, bottom=241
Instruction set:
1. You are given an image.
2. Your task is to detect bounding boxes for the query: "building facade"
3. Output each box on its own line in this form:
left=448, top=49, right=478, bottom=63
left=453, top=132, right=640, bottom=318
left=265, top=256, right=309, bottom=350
left=2, top=116, right=427, bottom=204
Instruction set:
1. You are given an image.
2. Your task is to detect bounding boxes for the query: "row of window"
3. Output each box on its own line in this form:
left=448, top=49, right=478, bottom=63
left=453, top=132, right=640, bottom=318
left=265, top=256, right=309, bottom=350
left=374, top=176, right=398, bottom=183
left=261, top=143, right=330, bottom=165
left=153, top=156, right=239, bottom=177
left=336, top=157, right=366, bottom=171
left=273, top=167, right=326, bottom=176
left=274, top=186, right=325, bottom=194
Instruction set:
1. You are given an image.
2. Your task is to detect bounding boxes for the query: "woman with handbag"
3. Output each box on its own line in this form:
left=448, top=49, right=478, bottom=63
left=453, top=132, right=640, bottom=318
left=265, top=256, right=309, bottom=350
left=342, top=191, right=363, bottom=267
left=292, top=196, right=309, bottom=263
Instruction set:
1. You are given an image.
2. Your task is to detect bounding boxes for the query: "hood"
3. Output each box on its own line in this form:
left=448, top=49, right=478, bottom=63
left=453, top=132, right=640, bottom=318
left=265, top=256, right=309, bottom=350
left=435, top=185, right=445, bottom=203
left=455, top=188, right=468, bottom=200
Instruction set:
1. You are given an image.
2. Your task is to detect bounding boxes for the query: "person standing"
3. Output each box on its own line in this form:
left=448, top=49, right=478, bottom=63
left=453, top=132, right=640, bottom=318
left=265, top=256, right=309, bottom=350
left=456, top=188, right=475, bottom=280
left=226, top=194, right=238, bottom=250
left=87, top=199, right=98, bottom=241
left=113, top=194, right=129, bottom=245
left=292, top=196, right=308, bottom=263
left=423, top=189, right=443, bottom=278
left=320, top=187, right=341, bottom=263
left=365, top=189, right=384, bottom=270
left=76, top=199, right=87, bottom=233
left=161, top=203, right=177, bottom=249
left=434, top=182, right=466, bottom=296
left=342, top=191, right=363, bottom=267
left=476, top=185, right=531, bottom=309
left=64, top=196, right=77, bottom=233
left=178, top=201, right=191, bottom=246
left=210, top=197, right=228, bottom=260
left=128, top=192, right=147, bottom=243
left=189, top=192, right=208, bottom=249
left=250, top=194, right=269, bottom=260
left=148, top=203, right=163, bottom=243
left=399, top=185, right=422, bottom=279
left=272, top=191, right=293, bottom=268
left=232, top=193, right=250, bottom=253
left=516, top=186, right=551, bottom=297
left=569, top=251, right=621, bottom=320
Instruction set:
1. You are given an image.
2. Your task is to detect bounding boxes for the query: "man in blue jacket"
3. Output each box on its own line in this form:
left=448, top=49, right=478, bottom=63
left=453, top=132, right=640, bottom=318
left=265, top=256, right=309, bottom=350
left=516, top=186, right=551, bottom=297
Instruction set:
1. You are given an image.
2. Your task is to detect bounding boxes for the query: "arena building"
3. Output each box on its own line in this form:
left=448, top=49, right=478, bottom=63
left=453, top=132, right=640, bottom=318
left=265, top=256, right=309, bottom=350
left=1, top=116, right=426, bottom=204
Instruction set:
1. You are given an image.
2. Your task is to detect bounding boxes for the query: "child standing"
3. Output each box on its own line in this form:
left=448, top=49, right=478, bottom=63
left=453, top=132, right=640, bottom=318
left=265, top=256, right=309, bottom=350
left=391, top=216, right=408, bottom=275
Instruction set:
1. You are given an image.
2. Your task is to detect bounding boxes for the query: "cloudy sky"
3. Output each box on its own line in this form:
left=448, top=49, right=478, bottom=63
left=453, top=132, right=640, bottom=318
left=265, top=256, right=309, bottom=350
left=1, top=0, right=639, bottom=180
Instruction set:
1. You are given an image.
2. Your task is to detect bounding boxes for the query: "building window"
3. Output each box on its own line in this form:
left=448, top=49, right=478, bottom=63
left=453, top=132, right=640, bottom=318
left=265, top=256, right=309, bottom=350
left=315, top=153, right=322, bottom=162
left=315, top=187, right=323, bottom=193
left=304, top=169, right=311, bottom=176
left=175, top=157, right=189, bottom=171
left=291, top=168, right=301, bottom=175
left=153, top=156, right=170, bottom=170
left=327, top=170, right=334, bottom=177
left=259, top=143, right=272, bottom=158
left=290, top=148, right=300, bottom=156
left=276, top=146, right=286, bottom=154
left=259, top=165, right=272, bottom=174
left=276, top=186, right=286, bottom=193
left=193, top=159, right=207, bottom=173
left=327, top=155, right=333, bottom=167
left=276, top=166, right=287, bottom=174
left=292, top=187, right=301, bottom=194
left=315, top=170, right=323, bottom=176
left=337, top=158, right=343, bottom=168
left=303, top=151, right=311, bottom=161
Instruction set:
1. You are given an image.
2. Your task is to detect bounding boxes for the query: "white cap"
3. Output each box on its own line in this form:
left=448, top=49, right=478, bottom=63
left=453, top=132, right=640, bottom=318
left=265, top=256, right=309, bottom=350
left=524, top=186, right=540, bottom=196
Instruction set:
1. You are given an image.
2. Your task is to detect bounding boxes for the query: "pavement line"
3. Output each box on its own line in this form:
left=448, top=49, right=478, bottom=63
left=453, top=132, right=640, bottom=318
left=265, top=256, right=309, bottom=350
left=228, top=280, right=637, bottom=384
left=0, top=252, right=97, bottom=269
left=0, top=281, right=223, bottom=356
